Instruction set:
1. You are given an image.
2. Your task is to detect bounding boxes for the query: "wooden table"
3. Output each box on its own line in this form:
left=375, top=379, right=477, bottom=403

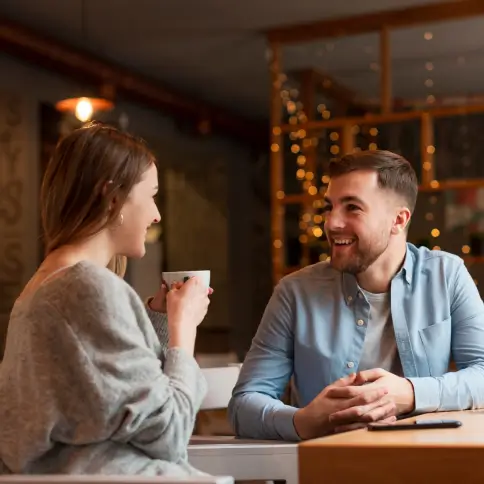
left=299, top=411, right=484, bottom=484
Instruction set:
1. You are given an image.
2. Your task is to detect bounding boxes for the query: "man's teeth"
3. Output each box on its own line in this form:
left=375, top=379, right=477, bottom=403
left=334, top=239, right=354, bottom=245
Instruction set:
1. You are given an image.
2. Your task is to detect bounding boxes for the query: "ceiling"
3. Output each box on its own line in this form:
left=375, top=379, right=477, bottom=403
left=1, top=0, right=483, bottom=121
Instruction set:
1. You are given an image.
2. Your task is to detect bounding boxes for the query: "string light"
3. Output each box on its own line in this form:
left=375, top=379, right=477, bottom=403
left=297, top=155, right=307, bottom=166
left=369, top=142, right=378, bottom=150
left=322, top=110, right=331, bottom=120
left=321, top=175, right=330, bottom=184
left=462, top=245, right=471, bottom=254
left=313, top=227, right=323, bottom=238
left=286, top=101, right=296, bottom=114
left=432, top=245, right=441, bottom=250
left=276, top=191, right=285, bottom=200
left=424, top=32, right=433, bottom=40
left=430, top=180, right=440, bottom=189
left=431, top=228, right=440, bottom=238
left=296, top=169, right=306, bottom=180
left=299, top=234, right=308, bottom=244
left=273, top=240, right=283, bottom=249
left=330, top=131, right=339, bottom=141
left=271, top=143, right=280, bottom=152
left=272, top=127, right=281, bottom=135
left=305, top=171, right=314, bottom=181
left=308, top=186, right=318, bottom=196
left=369, top=127, right=379, bottom=136
left=425, top=212, right=434, bottom=221
left=302, top=213, right=311, bottom=223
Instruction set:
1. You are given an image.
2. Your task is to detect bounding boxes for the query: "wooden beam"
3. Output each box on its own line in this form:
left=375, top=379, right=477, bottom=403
left=280, top=102, right=484, bottom=133
left=281, top=178, right=484, bottom=205
left=420, top=113, right=435, bottom=185
left=0, top=16, right=266, bottom=146
left=269, top=41, right=285, bottom=284
left=380, top=26, right=391, bottom=114
left=266, top=0, right=484, bottom=45
left=293, top=68, right=374, bottom=113
left=341, top=124, right=355, bottom=155
left=300, top=69, right=317, bottom=267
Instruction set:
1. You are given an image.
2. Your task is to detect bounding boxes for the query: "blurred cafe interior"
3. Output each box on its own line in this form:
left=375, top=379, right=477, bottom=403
left=2, top=0, right=484, bottom=438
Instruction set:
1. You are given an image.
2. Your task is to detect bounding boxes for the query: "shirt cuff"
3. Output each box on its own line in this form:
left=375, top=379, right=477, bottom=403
left=406, top=376, right=440, bottom=414
left=273, top=405, right=301, bottom=442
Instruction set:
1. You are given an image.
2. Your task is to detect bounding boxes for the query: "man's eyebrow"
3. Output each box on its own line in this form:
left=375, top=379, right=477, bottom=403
left=323, top=195, right=367, bottom=207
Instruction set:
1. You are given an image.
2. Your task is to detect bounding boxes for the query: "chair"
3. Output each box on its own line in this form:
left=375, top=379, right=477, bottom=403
left=189, top=364, right=298, bottom=484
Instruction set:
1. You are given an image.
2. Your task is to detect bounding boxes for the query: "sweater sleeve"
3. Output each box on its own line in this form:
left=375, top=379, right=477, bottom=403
left=35, top=266, right=206, bottom=464
left=144, top=298, right=170, bottom=355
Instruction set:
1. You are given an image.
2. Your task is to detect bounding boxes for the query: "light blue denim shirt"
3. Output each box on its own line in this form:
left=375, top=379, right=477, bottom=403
left=228, top=244, right=484, bottom=441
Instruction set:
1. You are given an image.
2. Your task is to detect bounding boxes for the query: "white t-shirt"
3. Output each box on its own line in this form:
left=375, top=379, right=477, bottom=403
left=357, top=289, right=403, bottom=375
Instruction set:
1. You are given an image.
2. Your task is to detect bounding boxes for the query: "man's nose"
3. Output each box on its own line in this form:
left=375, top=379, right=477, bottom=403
left=325, top=211, right=345, bottom=231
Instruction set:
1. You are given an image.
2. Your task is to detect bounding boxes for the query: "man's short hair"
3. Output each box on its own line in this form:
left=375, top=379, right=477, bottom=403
left=328, top=150, right=418, bottom=213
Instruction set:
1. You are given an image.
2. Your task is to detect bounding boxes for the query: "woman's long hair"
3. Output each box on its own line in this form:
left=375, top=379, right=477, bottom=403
left=40, top=122, right=155, bottom=277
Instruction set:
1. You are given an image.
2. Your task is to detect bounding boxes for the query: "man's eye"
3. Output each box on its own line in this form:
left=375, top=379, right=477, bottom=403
left=347, top=204, right=360, bottom=211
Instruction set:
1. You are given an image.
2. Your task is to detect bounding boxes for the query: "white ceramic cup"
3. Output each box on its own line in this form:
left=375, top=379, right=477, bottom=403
left=162, top=270, right=211, bottom=288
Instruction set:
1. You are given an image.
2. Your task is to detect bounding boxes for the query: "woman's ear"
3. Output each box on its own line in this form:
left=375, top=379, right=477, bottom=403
left=102, top=180, right=118, bottom=211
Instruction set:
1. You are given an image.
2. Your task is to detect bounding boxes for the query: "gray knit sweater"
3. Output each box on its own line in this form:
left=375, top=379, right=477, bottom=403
left=0, top=261, right=207, bottom=476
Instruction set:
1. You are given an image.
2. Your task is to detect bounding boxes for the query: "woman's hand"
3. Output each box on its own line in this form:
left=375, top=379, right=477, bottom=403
left=149, top=283, right=172, bottom=313
left=165, top=277, right=213, bottom=354
left=149, top=279, right=213, bottom=314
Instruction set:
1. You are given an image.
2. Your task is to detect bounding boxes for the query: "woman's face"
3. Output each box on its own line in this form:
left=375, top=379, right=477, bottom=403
left=112, top=163, right=161, bottom=258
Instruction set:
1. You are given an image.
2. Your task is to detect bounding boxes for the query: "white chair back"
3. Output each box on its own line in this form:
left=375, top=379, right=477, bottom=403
left=199, top=365, right=241, bottom=410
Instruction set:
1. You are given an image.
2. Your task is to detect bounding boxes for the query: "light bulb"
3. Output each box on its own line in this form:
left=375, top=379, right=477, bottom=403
left=75, top=98, right=93, bottom=122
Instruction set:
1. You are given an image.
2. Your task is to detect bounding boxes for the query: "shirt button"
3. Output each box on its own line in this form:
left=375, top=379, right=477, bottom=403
left=357, top=319, right=365, bottom=326
left=347, top=361, right=355, bottom=369
left=357, top=292, right=363, bottom=298
left=347, top=296, right=353, bottom=303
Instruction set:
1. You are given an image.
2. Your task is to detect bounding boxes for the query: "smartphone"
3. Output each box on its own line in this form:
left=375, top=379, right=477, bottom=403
left=367, top=419, right=462, bottom=431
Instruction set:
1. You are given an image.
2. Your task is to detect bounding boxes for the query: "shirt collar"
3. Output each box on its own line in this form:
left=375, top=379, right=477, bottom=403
left=342, top=243, right=413, bottom=306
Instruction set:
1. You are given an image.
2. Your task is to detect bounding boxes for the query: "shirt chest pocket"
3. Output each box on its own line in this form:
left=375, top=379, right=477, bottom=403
left=418, top=318, right=452, bottom=376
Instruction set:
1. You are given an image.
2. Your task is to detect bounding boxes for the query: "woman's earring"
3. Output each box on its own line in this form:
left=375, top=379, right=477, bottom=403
left=117, top=213, right=124, bottom=227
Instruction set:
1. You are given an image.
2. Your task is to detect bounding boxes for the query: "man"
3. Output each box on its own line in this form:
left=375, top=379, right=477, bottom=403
left=228, top=150, right=484, bottom=441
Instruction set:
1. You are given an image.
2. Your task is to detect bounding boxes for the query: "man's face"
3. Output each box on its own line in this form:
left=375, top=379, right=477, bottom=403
left=323, top=170, right=400, bottom=274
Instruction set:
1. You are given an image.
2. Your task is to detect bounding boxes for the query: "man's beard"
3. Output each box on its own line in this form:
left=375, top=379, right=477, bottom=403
left=329, top=235, right=389, bottom=275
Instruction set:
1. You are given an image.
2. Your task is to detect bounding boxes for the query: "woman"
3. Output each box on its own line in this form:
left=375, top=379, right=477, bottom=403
left=0, top=122, right=211, bottom=476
